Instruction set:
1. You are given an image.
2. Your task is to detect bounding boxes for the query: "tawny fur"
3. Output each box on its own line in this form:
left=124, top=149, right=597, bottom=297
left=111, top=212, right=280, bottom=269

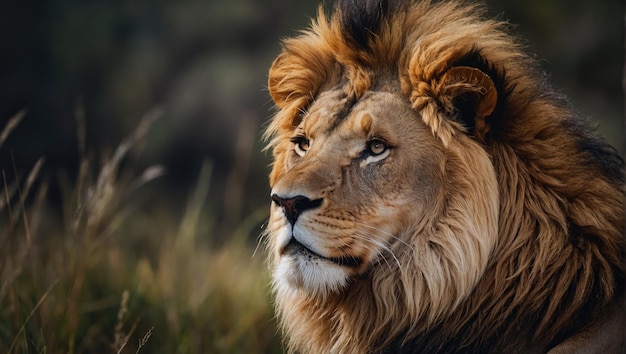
left=264, top=1, right=625, bottom=353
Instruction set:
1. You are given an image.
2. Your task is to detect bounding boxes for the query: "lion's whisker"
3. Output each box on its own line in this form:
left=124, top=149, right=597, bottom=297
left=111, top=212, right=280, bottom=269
left=349, top=232, right=402, bottom=271
left=356, top=223, right=414, bottom=252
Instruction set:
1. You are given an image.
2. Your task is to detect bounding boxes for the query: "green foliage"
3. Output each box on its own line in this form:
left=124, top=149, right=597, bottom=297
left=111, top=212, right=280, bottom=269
left=0, top=113, right=281, bottom=353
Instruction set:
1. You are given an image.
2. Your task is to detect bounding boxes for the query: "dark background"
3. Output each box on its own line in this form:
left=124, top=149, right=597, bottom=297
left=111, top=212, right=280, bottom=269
left=1, top=0, right=623, bottom=239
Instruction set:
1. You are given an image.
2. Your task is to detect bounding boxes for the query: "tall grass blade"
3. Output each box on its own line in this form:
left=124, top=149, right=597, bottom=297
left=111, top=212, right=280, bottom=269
left=0, top=110, right=25, bottom=148
left=13, top=158, right=45, bottom=245
left=176, top=159, right=212, bottom=250
left=7, top=278, right=60, bottom=353
left=135, top=326, right=153, bottom=354
left=0, top=170, right=17, bottom=212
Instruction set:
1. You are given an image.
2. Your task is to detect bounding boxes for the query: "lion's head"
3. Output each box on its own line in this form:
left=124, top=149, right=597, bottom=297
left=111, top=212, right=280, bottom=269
left=264, top=0, right=625, bottom=353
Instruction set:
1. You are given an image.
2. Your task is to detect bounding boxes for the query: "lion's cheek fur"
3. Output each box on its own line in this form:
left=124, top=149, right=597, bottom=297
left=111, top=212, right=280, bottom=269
left=375, top=138, right=500, bottom=339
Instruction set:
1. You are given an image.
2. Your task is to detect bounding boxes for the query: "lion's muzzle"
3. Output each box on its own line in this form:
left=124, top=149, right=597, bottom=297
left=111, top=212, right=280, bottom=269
left=271, top=192, right=364, bottom=269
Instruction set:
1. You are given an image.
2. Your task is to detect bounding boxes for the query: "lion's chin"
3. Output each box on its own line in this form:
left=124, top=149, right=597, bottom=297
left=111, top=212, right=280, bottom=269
left=274, top=245, right=350, bottom=297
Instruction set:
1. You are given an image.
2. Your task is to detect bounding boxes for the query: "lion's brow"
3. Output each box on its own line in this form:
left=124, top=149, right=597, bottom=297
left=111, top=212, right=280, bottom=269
left=326, top=92, right=359, bottom=134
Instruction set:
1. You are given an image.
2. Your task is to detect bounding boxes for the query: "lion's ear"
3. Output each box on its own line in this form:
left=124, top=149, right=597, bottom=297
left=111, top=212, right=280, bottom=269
left=268, top=47, right=332, bottom=111
left=268, top=53, right=293, bottom=109
left=440, top=66, right=497, bottom=141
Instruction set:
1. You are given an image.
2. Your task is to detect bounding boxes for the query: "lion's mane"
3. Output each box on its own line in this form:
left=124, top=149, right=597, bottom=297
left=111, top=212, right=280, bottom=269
left=265, top=0, right=625, bottom=352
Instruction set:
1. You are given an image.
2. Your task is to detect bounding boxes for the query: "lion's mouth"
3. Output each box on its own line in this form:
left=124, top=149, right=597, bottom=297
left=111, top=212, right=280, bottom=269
left=283, top=237, right=363, bottom=268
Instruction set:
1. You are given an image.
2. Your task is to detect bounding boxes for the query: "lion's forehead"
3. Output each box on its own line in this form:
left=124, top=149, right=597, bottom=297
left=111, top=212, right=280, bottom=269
left=302, top=90, right=410, bottom=145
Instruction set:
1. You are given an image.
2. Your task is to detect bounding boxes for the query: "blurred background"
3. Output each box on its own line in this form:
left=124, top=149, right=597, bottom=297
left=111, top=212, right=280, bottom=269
left=0, top=0, right=623, bottom=352
left=1, top=0, right=624, bottom=216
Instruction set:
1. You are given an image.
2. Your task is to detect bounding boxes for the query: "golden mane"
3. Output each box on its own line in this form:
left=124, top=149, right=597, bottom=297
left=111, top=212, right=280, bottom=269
left=265, top=0, right=625, bottom=352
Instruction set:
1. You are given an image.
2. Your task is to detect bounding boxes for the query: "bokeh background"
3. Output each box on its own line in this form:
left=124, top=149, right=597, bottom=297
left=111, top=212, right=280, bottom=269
left=0, top=0, right=623, bottom=352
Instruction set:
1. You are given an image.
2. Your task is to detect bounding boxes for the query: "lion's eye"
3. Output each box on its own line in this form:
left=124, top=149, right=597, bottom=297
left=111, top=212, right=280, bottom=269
left=292, top=137, right=310, bottom=157
left=367, top=139, right=387, bottom=156
left=361, top=138, right=390, bottom=166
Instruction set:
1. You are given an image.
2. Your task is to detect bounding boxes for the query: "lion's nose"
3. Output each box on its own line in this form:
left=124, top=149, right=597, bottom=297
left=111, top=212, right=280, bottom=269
left=271, top=194, right=322, bottom=226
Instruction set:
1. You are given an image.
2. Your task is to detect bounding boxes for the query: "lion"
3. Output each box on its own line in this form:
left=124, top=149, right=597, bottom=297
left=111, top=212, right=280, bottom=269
left=263, top=0, right=625, bottom=352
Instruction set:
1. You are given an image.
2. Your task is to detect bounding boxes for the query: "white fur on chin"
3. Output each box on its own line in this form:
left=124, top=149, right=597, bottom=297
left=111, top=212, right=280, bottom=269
left=274, top=252, right=350, bottom=299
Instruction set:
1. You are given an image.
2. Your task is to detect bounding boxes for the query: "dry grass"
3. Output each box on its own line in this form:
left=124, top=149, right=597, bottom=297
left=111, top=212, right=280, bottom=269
left=0, top=110, right=280, bottom=353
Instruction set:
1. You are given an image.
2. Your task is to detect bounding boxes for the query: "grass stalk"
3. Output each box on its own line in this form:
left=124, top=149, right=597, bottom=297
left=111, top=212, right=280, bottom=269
left=7, top=278, right=60, bottom=353
left=0, top=110, right=26, bottom=148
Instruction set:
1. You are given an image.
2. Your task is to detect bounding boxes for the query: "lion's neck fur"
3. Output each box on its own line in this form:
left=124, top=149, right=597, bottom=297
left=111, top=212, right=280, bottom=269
left=459, top=110, right=625, bottom=348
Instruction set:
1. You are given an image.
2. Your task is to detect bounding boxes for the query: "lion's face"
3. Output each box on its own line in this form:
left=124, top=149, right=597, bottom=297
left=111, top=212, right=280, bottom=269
left=268, top=88, right=447, bottom=297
